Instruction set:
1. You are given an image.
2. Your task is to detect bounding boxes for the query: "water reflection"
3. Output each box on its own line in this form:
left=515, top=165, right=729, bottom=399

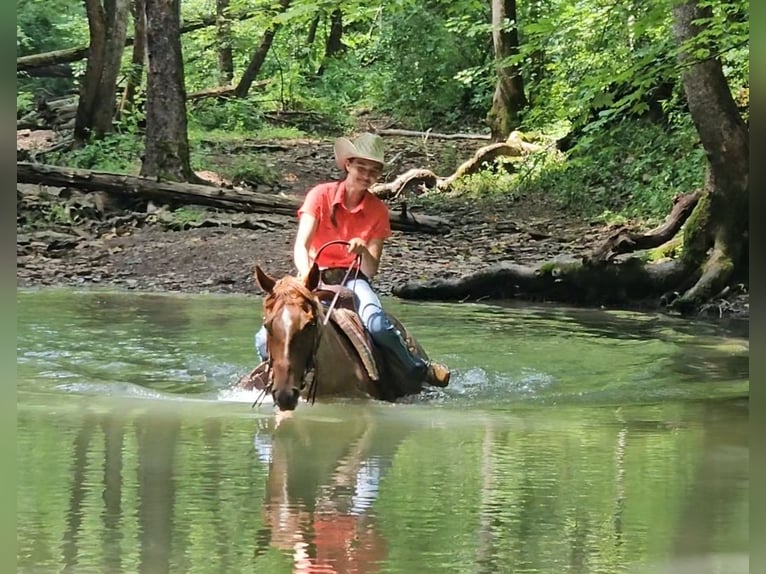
left=16, top=290, right=749, bottom=574
left=253, top=412, right=408, bottom=573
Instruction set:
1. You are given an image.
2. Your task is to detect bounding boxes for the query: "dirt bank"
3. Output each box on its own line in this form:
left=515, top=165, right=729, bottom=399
left=16, top=134, right=748, bottom=319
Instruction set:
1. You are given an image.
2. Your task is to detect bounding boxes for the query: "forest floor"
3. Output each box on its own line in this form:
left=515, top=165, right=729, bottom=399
left=16, top=128, right=748, bottom=320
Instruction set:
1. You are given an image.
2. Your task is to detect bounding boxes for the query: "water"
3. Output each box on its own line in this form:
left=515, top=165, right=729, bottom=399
left=16, top=289, right=749, bottom=573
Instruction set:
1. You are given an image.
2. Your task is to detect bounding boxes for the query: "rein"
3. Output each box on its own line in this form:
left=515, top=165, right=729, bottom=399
left=311, top=240, right=362, bottom=326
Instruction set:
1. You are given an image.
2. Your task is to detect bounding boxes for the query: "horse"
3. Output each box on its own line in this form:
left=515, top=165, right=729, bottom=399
left=247, top=263, right=434, bottom=411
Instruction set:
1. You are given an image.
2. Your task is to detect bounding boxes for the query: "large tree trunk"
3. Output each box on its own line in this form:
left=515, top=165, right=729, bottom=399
left=234, top=0, right=291, bottom=98
left=487, top=0, right=527, bottom=141
left=73, top=0, right=106, bottom=141
left=74, top=0, right=131, bottom=141
left=216, top=0, right=234, bottom=85
left=669, top=0, right=749, bottom=311
left=141, top=0, right=194, bottom=182
left=119, top=0, right=147, bottom=116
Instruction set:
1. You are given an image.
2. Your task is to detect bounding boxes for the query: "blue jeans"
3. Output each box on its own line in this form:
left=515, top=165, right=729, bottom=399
left=254, top=278, right=426, bottom=377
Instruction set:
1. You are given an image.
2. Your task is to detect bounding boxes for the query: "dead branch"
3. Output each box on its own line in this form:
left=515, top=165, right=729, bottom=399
left=375, top=128, right=491, bottom=141
left=17, top=12, right=257, bottom=71
left=588, top=191, right=702, bottom=263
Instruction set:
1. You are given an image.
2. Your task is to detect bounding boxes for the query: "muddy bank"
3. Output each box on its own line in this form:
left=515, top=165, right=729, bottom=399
left=16, top=134, right=748, bottom=320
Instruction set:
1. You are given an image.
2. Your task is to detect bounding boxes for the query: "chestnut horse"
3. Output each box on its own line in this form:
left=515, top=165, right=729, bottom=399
left=252, top=263, right=430, bottom=410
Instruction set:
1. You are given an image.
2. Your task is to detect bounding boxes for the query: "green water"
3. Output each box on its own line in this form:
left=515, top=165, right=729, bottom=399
left=17, top=289, right=749, bottom=574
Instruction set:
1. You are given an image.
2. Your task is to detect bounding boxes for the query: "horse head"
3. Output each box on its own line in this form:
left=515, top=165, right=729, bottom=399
left=254, top=264, right=321, bottom=411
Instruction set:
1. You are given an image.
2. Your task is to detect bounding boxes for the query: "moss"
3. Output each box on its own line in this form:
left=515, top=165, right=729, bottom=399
left=644, top=236, right=683, bottom=262
left=538, top=261, right=583, bottom=276
left=681, top=192, right=712, bottom=266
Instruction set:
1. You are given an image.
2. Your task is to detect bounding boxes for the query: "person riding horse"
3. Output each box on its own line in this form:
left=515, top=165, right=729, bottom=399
left=253, top=132, right=450, bottom=390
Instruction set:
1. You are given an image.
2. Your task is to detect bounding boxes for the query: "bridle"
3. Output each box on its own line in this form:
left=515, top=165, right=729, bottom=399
left=252, top=277, right=323, bottom=408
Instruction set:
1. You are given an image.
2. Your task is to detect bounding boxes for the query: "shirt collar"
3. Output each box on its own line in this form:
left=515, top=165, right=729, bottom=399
left=331, top=180, right=369, bottom=214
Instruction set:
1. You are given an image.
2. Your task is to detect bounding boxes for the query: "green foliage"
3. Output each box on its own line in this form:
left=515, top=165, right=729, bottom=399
left=531, top=119, right=706, bottom=221
left=449, top=159, right=521, bottom=199
left=167, top=206, right=207, bottom=228
left=17, top=91, right=35, bottom=116
left=228, top=155, right=279, bottom=186
left=188, top=97, right=266, bottom=133
left=49, top=133, right=144, bottom=174
left=361, top=3, right=490, bottom=128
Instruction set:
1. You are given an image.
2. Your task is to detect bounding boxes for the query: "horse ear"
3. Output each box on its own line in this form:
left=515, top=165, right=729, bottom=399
left=304, top=263, right=320, bottom=291
left=254, top=265, right=276, bottom=294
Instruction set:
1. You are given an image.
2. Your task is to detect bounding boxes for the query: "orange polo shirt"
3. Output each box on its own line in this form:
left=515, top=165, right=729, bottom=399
left=298, top=181, right=392, bottom=269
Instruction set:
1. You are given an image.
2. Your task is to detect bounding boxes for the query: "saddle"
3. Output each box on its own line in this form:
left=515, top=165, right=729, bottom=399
left=314, top=285, right=379, bottom=381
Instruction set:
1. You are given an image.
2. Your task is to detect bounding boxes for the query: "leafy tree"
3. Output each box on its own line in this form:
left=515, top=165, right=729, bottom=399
left=669, top=0, right=748, bottom=310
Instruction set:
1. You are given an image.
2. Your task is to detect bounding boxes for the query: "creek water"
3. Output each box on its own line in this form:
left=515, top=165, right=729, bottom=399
left=17, top=289, right=748, bottom=574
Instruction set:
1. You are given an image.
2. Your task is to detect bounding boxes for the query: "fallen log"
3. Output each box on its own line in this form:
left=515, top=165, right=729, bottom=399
left=187, top=81, right=268, bottom=101
left=18, top=64, right=74, bottom=78
left=375, top=128, right=491, bottom=141
left=392, top=257, right=692, bottom=306
left=17, top=47, right=89, bottom=72
left=588, top=191, right=702, bottom=263
left=17, top=162, right=450, bottom=234
left=17, top=12, right=257, bottom=71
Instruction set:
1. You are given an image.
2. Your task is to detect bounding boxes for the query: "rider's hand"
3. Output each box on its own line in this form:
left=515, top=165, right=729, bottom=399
left=347, top=237, right=367, bottom=255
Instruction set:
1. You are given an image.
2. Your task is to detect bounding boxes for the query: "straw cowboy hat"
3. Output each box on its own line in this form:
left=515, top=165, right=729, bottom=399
left=333, top=132, right=385, bottom=171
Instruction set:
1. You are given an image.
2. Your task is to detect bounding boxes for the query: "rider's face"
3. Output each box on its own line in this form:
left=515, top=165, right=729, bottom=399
left=345, top=158, right=383, bottom=191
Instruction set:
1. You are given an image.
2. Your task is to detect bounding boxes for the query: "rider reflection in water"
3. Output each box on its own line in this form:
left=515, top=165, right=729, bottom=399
left=255, top=132, right=450, bottom=387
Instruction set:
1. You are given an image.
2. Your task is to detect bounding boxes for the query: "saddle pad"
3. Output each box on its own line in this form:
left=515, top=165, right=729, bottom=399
left=328, top=308, right=380, bottom=381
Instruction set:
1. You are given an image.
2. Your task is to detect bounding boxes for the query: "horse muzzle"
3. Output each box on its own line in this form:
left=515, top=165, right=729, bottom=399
left=273, top=386, right=300, bottom=411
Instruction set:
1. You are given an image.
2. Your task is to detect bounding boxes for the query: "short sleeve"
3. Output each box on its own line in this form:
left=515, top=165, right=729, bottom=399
left=298, top=184, right=327, bottom=219
left=369, top=200, right=392, bottom=240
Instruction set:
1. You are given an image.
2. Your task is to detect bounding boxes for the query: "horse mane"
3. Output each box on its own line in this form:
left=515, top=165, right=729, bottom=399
left=264, top=276, right=324, bottom=321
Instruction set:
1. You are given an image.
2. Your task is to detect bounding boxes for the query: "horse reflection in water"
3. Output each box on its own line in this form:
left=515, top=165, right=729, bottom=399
left=250, top=264, right=433, bottom=411
left=253, top=413, right=405, bottom=573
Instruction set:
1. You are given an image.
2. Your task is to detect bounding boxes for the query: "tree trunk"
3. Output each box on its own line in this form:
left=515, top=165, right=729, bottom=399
left=74, top=0, right=131, bottom=141
left=306, top=12, right=320, bottom=45
left=92, top=0, right=131, bottom=135
left=317, top=8, right=345, bottom=76
left=670, top=0, right=749, bottom=311
left=216, top=0, right=234, bottom=85
left=234, top=0, right=291, bottom=98
left=487, top=0, right=527, bottom=141
left=141, top=0, right=194, bottom=182
left=119, top=0, right=147, bottom=116
left=73, top=0, right=106, bottom=141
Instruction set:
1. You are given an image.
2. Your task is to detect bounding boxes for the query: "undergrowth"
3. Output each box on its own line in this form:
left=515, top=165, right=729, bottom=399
left=532, top=118, right=706, bottom=222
